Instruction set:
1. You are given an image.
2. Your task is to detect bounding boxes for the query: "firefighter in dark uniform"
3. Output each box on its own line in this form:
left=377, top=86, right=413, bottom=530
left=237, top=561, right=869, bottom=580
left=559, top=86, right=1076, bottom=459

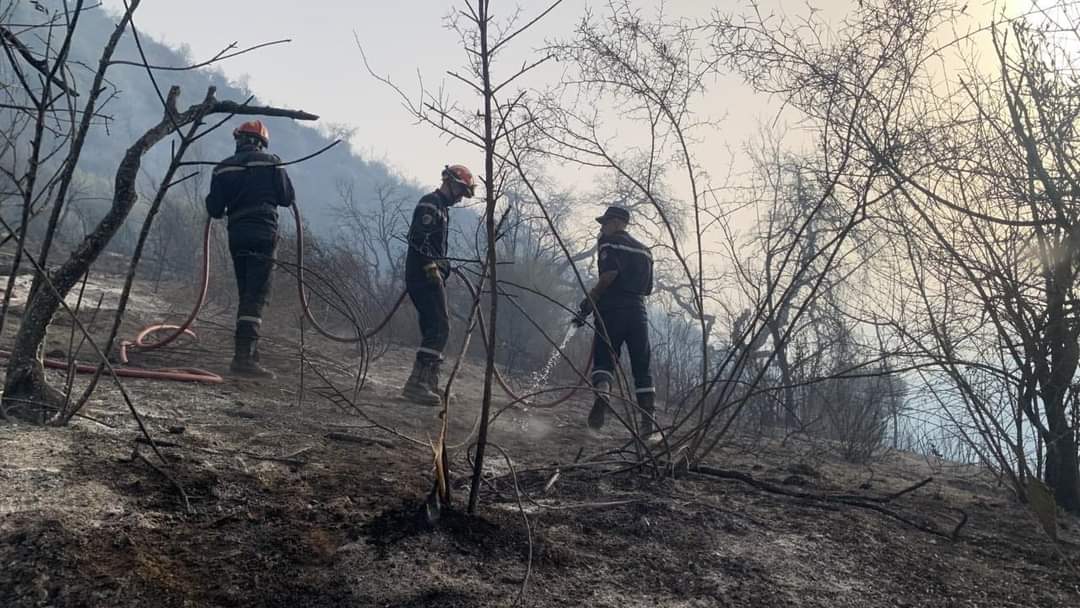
left=574, top=206, right=658, bottom=439
left=205, top=120, right=296, bottom=378
left=401, top=164, right=477, bottom=406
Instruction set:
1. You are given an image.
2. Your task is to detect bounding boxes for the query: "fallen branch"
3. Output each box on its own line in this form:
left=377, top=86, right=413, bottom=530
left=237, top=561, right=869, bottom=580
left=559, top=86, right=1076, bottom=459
left=687, top=464, right=966, bottom=540
left=325, top=431, right=397, bottom=449
left=831, top=477, right=935, bottom=504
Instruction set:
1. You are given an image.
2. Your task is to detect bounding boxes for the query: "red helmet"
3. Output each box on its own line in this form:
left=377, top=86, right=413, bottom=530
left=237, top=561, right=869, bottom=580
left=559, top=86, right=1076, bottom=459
left=442, top=164, right=476, bottom=198
left=233, top=120, right=269, bottom=147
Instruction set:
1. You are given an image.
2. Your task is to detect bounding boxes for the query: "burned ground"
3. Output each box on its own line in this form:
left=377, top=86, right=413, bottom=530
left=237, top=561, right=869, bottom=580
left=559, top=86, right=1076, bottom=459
left=1, top=285, right=1078, bottom=608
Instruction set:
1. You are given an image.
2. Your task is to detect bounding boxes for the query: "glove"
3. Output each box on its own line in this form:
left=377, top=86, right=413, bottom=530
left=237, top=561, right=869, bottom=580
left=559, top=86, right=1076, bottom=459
left=572, top=297, right=594, bottom=327
left=424, top=263, right=443, bottom=285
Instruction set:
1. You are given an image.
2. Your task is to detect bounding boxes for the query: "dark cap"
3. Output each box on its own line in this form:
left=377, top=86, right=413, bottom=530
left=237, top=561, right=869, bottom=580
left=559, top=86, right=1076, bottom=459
left=595, top=206, right=630, bottom=225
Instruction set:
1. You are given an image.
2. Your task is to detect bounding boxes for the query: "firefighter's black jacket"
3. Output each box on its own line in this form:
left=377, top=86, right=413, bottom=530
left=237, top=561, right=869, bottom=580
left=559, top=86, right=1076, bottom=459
left=596, top=230, right=653, bottom=311
left=205, top=145, right=296, bottom=237
left=405, top=190, right=452, bottom=285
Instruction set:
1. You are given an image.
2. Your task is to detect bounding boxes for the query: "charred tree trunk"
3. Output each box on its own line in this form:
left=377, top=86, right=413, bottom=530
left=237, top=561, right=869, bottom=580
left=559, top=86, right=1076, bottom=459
left=468, top=0, right=498, bottom=515
left=3, top=86, right=190, bottom=422
left=1044, top=408, right=1080, bottom=513
left=1040, top=282, right=1080, bottom=512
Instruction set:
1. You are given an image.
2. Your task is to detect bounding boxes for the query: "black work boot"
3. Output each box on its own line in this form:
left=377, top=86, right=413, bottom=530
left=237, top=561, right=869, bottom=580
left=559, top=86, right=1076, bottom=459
left=587, top=380, right=610, bottom=430
left=425, top=359, right=458, bottom=405
left=402, top=358, right=442, bottom=407
left=637, top=391, right=661, bottom=444
left=425, top=359, right=443, bottom=396
left=230, top=337, right=276, bottom=379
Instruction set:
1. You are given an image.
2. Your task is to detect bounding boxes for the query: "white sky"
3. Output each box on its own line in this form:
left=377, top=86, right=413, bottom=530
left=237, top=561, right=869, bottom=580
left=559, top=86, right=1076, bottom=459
left=96, top=0, right=1034, bottom=193
left=96, top=0, right=809, bottom=188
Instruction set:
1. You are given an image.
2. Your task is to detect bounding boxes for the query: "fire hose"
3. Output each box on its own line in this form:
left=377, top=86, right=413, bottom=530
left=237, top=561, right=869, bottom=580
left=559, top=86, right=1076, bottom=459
left=113, top=219, right=221, bottom=382
left=282, top=203, right=589, bottom=409
left=111, top=204, right=407, bottom=384
left=44, top=202, right=588, bottom=405
left=0, top=223, right=224, bottom=383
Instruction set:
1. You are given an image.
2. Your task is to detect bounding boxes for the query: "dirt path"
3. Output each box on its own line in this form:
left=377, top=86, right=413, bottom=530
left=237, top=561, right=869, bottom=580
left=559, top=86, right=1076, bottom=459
left=1, top=315, right=1078, bottom=607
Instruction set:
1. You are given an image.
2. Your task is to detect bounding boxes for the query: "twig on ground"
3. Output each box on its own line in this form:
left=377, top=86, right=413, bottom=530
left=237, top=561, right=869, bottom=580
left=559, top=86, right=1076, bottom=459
left=298, top=313, right=306, bottom=409
left=543, top=469, right=560, bottom=494
left=134, top=436, right=181, bottom=448
left=325, top=431, right=397, bottom=449
left=524, top=498, right=642, bottom=511
left=191, top=444, right=312, bottom=467
left=491, top=443, right=533, bottom=608
left=326, top=423, right=378, bottom=431
left=129, top=447, right=192, bottom=514
left=487, top=459, right=635, bottom=483
left=284, top=446, right=315, bottom=460
left=236, top=451, right=307, bottom=467
left=10, top=398, right=118, bottom=428
left=303, top=358, right=426, bottom=449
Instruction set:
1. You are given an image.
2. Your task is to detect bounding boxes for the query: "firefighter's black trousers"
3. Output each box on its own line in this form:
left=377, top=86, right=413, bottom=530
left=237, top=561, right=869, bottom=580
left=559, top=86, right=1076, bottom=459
left=229, top=229, right=276, bottom=340
left=591, top=306, right=654, bottom=396
left=407, top=280, right=450, bottom=362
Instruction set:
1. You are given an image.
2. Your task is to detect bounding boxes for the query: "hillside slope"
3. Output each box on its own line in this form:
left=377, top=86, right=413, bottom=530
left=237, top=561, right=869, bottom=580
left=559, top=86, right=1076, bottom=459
left=2, top=1, right=421, bottom=236
left=0, top=273, right=1077, bottom=607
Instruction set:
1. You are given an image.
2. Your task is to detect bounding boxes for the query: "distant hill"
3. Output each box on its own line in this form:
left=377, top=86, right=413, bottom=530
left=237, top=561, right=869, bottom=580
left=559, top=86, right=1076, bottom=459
left=1, top=1, right=423, bottom=238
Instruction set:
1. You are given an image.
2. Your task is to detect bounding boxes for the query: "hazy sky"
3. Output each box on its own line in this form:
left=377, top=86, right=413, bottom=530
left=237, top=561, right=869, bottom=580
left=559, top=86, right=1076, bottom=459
left=93, top=0, right=561, bottom=185
left=95, top=0, right=1027, bottom=191
left=94, top=0, right=799, bottom=189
